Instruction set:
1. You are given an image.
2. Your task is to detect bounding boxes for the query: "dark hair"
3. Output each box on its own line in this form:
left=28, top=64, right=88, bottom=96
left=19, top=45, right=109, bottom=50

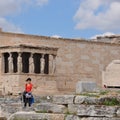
left=26, top=78, right=31, bottom=81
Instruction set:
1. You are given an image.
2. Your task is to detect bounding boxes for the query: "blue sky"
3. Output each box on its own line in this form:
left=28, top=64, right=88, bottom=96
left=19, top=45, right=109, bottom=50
left=0, top=0, right=120, bottom=39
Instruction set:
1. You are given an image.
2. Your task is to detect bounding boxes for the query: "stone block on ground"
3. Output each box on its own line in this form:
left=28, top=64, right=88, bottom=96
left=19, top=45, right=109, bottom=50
left=76, top=81, right=98, bottom=94
left=81, top=117, right=120, bottom=120
left=74, top=96, right=88, bottom=104
left=74, top=96, right=98, bottom=104
left=65, top=115, right=80, bottom=120
left=9, top=112, right=65, bottom=120
left=34, top=95, right=53, bottom=103
left=117, top=108, right=120, bottom=117
left=1, top=103, right=22, bottom=117
left=35, top=103, right=67, bottom=113
left=53, top=95, right=74, bottom=104
left=68, top=104, right=117, bottom=117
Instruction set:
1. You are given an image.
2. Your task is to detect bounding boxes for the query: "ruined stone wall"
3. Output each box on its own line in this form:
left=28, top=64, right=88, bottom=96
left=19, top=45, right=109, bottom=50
left=0, top=32, right=120, bottom=95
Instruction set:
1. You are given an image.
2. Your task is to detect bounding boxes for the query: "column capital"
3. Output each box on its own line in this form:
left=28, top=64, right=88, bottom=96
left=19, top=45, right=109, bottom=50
left=9, top=52, right=12, bottom=56
left=31, top=53, right=34, bottom=57
left=18, top=52, right=22, bottom=54
left=41, top=54, right=44, bottom=58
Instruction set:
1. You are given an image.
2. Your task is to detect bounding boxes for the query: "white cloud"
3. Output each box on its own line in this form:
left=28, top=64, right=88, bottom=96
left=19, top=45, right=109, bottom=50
left=0, top=17, right=22, bottom=33
left=0, top=0, right=21, bottom=16
left=51, top=35, right=62, bottom=38
left=74, top=0, right=120, bottom=31
left=0, top=0, right=49, bottom=33
left=0, top=0, right=24, bottom=33
left=0, top=0, right=49, bottom=16
left=36, top=0, right=48, bottom=6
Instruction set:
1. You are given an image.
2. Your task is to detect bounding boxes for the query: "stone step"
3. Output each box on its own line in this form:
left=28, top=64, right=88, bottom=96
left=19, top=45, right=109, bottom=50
left=34, top=103, right=67, bottom=114
left=68, top=104, right=119, bottom=117
left=8, top=112, right=120, bottom=120
left=8, top=112, right=65, bottom=120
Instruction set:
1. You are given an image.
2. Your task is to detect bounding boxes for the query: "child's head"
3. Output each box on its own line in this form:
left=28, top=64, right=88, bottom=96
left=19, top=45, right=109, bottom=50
left=26, top=78, right=31, bottom=83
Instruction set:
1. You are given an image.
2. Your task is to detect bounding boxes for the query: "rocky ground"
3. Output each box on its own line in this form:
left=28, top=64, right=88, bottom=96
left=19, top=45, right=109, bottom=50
left=0, top=90, right=120, bottom=120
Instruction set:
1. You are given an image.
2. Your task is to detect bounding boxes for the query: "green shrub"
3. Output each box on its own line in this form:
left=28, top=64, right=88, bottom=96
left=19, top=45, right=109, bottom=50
left=36, top=110, right=47, bottom=113
left=99, top=90, right=109, bottom=95
left=103, top=98, right=120, bottom=106
left=80, top=93, right=99, bottom=97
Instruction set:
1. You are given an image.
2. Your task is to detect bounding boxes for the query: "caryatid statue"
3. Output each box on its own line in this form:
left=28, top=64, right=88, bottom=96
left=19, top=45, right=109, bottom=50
left=40, top=54, right=45, bottom=74
left=29, top=53, right=34, bottom=73
left=17, top=53, right=22, bottom=73
left=8, top=53, right=13, bottom=73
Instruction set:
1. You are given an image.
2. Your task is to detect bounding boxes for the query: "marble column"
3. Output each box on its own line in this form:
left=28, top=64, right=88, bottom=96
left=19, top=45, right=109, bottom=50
left=17, top=52, right=22, bottom=73
left=8, top=53, right=13, bottom=73
left=40, top=54, right=45, bottom=74
left=29, top=53, right=34, bottom=73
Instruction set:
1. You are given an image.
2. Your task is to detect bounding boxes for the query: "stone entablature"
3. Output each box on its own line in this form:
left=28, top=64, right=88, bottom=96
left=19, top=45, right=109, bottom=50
left=0, top=44, right=58, bottom=55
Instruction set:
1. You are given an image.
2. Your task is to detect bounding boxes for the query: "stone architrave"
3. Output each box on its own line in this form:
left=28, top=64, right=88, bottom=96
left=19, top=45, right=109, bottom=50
left=76, top=81, right=97, bottom=94
left=29, top=53, right=34, bottom=73
left=40, top=54, right=45, bottom=74
left=17, top=53, right=22, bottom=73
left=8, top=53, right=13, bottom=73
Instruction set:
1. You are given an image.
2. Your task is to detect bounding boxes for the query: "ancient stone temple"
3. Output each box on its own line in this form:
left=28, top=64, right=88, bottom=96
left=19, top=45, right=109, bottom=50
left=0, top=29, right=120, bottom=95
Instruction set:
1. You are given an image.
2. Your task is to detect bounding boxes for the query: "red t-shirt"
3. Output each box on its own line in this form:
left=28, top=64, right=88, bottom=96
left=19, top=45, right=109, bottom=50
left=25, top=83, right=33, bottom=92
